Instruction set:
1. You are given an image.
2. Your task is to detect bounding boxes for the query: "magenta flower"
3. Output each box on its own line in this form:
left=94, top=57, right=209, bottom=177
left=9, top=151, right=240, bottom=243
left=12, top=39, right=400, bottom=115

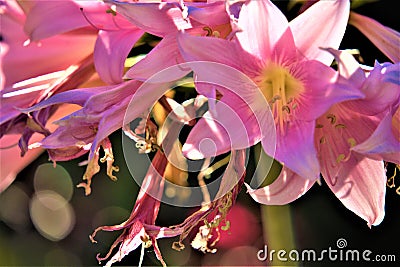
left=178, top=0, right=360, bottom=180
left=248, top=49, right=399, bottom=227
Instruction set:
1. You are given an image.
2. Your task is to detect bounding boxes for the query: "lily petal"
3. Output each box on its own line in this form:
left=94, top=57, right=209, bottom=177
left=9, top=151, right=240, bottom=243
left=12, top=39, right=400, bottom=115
left=244, top=166, right=314, bottom=205
left=107, top=0, right=191, bottom=37
left=270, top=119, right=320, bottom=180
left=324, top=155, right=386, bottom=227
left=236, top=0, right=289, bottom=60
left=94, top=28, right=144, bottom=84
left=349, top=11, right=400, bottom=63
left=290, top=0, right=350, bottom=65
left=352, top=109, right=400, bottom=164
left=125, top=34, right=183, bottom=81
left=182, top=90, right=261, bottom=159
left=296, top=59, right=364, bottom=120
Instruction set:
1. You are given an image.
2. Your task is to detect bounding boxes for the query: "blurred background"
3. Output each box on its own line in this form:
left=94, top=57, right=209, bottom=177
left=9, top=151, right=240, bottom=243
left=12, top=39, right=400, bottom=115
left=0, top=1, right=399, bottom=266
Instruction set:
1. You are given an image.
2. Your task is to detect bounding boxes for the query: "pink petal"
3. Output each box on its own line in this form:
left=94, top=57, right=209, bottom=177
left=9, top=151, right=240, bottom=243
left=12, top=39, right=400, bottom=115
left=187, top=1, right=229, bottom=26
left=343, top=62, right=400, bottom=116
left=352, top=109, right=400, bottom=164
left=23, top=0, right=101, bottom=41
left=22, top=86, right=111, bottom=113
left=125, top=34, right=184, bottom=81
left=236, top=0, right=289, bottom=60
left=178, top=33, right=256, bottom=71
left=244, top=166, right=315, bottom=205
left=349, top=12, right=400, bottom=63
left=107, top=0, right=192, bottom=37
left=324, top=155, right=386, bottom=227
left=296, top=60, right=364, bottom=120
left=289, top=0, right=350, bottom=65
left=322, top=48, right=365, bottom=86
left=182, top=91, right=263, bottom=159
left=270, top=119, right=320, bottom=180
left=94, top=28, right=143, bottom=84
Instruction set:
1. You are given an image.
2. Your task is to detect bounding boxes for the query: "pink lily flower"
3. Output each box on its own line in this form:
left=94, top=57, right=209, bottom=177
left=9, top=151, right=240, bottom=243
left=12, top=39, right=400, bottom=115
left=325, top=48, right=400, bottom=164
left=178, top=0, right=362, bottom=180
left=247, top=49, right=399, bottom=226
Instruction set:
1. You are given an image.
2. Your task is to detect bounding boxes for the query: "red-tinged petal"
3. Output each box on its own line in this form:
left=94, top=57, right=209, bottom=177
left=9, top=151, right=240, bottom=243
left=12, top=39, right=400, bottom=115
left=324, top=155, right=386, bottom=227
left=125, top=34, right=184, bottom=81
left=244, top=166, right=314, bottom=205
left=94, top=29, right=143, bottom=84
left=270, top=119, right=320, bottom=180
left=349, top=12, right=400, bottom=63
left=289, top=0, right=350, bottom=65
left=352, top=109, right=400, bottom=164
left=236, top=0, right=289, bottom=60
left=296, top=60, right=364, bottom=120
left=107, top=0, right=191, bottom=37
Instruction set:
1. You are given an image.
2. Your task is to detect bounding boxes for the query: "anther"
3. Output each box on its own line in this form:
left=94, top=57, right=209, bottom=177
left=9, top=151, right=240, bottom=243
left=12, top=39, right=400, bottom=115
left=282, top=105, right=290, bottom=114
left=335, top=123, right=346, bottom=129
left=327, top=114, right=336, bottom=124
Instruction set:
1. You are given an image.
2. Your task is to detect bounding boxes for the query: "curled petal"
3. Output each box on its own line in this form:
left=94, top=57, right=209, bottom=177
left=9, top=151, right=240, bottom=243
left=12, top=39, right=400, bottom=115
left=245, top=166, right=314, bottom=205
left=94, top=29, right=144, bottom=84
left=352, top=109, right=400, bottom=164
left=324, top=155, right=386, bottom=227
left=107, top=0, right=192, bottom=37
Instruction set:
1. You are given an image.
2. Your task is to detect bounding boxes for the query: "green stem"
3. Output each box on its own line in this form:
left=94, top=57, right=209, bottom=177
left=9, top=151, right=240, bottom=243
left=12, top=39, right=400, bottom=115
left=254, top=144, right=298, bottom=266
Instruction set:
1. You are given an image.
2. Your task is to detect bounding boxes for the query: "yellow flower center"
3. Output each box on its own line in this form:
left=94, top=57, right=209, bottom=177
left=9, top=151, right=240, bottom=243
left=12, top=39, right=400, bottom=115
left=256, top=63, right=304, bottom=132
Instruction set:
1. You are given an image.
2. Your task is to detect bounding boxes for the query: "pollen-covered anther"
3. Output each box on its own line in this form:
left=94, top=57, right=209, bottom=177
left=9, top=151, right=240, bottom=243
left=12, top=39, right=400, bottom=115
left=140, top=234, right=152, bottom=248
left=335, top=123, right=346, bottom=129
left=282, top=105, right=291, bottom=114
left=327, top=114, right=337, bottom=124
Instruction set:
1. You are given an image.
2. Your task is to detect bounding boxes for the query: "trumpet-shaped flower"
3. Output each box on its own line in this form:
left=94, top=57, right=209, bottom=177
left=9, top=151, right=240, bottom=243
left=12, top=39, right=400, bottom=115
left=178, top=0, right=361, bottom=180
left=249, top=49, right=399, bottom=227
